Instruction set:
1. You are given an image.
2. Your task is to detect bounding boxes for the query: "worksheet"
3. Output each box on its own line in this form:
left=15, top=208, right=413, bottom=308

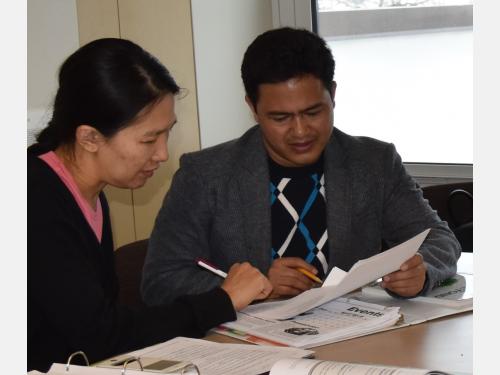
left=101, top=337, right=313, bottom=375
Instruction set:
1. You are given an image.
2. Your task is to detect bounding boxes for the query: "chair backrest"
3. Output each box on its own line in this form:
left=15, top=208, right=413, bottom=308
left=448, top=188, right=473, bottom=227
left=114, top=239, right=149, bottom=308
left=422, top=182, right=473, bottom=252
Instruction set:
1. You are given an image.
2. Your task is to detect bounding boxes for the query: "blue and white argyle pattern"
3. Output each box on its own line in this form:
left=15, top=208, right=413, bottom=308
left=270, top=172, right=329, bottom=277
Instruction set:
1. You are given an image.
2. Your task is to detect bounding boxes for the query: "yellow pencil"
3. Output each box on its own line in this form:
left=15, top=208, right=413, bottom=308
left=297, top=267, right=323, bottom=284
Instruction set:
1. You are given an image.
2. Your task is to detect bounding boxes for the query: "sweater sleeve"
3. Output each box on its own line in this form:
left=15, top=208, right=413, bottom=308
left=142, top=156, right=223, bottom=306
left=123, top=287, right=236, bottom=352
left=380, top=143, right=461, bottom=296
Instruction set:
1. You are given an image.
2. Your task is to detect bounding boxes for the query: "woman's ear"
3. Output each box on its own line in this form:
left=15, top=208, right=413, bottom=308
left=75, top=125, right=103, bottom=153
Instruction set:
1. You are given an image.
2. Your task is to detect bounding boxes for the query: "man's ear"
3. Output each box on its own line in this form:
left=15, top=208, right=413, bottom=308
left=75, top=125, right=103, bottom=153
left=330, top=81, right=337, bottom=109
left=245, top=96, right=259, bottom=123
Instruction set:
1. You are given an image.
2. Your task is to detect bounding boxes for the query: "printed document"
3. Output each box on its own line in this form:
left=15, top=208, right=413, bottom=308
left=218, top=297, right=400, bottom=348
left=100, top=337, right=312, bottom=375
left=352, top=252, right=473, bottom=325
left=269, top=358, right=452, bottom=375
left=244, top=229, right=430, bottom=320
left=46, top=365, right=144, bottom=374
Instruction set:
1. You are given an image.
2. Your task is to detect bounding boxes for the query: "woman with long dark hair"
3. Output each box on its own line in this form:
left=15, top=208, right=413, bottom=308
left=28, top=38, right=272, bottom=372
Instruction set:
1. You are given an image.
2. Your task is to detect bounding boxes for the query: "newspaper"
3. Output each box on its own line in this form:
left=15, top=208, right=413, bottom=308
left=217, top=298, right=400, bottom=348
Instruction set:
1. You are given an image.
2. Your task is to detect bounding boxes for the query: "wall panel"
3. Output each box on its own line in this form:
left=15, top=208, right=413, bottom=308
left=118, top=0, right=201, bottom=241
left=76, top=0, right=135, bottom=248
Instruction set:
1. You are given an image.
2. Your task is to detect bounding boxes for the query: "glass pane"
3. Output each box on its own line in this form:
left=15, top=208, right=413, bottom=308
left=318, top=0, right=473, bottom=12
left=328, top=29, right=472, bottom=164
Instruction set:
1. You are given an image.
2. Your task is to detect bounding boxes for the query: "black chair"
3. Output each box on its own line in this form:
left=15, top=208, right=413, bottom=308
left=114, top=239, right=149, bottom=308
left=422, top=182, right=473, bottom=252
left=447, top=189, right=473, bottom=252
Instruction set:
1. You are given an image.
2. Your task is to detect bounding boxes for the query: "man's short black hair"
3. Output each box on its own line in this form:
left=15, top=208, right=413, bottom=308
left=241, top=27, right=335, bottom=107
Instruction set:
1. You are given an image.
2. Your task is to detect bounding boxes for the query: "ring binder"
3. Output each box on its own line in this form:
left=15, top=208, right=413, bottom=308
left=97, top=355, right=200, bottom=374
left=178, top=363, right=200, bottom=375
left=52, top=336, right=312, bottom=374
left=122, top=357, right=143, bottom=374
left=65, top=351, right=90, bottom=372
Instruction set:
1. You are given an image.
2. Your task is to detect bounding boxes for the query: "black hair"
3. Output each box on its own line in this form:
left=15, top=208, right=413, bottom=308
left=37, top=38, right=180, bottom=149
left=241, top=27, right=335, bottom=107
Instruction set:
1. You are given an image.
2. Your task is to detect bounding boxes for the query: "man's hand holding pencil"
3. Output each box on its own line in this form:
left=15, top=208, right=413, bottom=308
left=266, top=257, right=323, bottom=299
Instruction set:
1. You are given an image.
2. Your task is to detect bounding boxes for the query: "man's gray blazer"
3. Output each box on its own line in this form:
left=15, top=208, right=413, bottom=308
left=141, top=126, right=461, bottom=305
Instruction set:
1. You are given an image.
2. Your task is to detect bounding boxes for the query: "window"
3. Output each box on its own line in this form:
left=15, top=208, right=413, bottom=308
left=271, top=0, right=472, bottom=180
left=318, top=0, right=472, bottom=36
left=316, top=0, right=473, bottom=180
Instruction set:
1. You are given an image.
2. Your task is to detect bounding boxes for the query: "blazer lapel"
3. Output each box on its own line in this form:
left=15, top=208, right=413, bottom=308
left=233, top=126, right=353, bottom=274
left=324, top=129, right=352, bottom=272
left=236, top=127, right=273, bottom=273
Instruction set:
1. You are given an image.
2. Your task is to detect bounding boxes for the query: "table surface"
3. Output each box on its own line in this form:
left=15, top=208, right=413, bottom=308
left=207, top=308, right=472, bottom=374
left=208, top=253, right=474, bottom=374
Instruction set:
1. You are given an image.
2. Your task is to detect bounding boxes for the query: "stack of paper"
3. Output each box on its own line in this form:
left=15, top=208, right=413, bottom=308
left=352, top=252, right=473, bottom=326
left=362, top=273, right=473, bottom=309
left=217, top=298, right=401, bottom=348
left=37, top=338, right=313, bottom=375
left=96, top=337, right=313, bottom=375
left=34, top=367, right=144, bottom=375
left=269, top=358, right=453, bottom=375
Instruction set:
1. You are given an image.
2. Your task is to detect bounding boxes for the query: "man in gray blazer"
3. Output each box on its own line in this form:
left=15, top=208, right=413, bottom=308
left=142, top=27, right=460, bottom=305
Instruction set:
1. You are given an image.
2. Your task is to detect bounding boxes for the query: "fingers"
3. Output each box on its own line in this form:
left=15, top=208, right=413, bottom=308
left=256, top=278, right=274, bottom=300
left=269, top=278, right=314, bottom=298
left=267, top=257, right=317, bottom=298
left=399, top=253, right=424, bottom=271
left=381, top=254, right=426, bottom=297
left=274, top=257, right=318, bottom=274
left=240, top=262, right=273, bottom=300
left=222, top=262, right=273, bottom=311
left=222, top=258, right=316, bottom=309
left=270, top=267, right=315, bottom=289
left=383, top=254, right=424, bottom=281
left=383, top=281, right=425, bottom=297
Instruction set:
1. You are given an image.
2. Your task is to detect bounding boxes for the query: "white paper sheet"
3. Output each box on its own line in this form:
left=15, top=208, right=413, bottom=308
left=243, top=229, right=430, bottom=320
left=112, top=337, right=312, bottom=375
left=48, top=364, right=144, bottom=374
left=48, top=338, right=312, bottom=375
left=269, top=358, right=440, bottom=375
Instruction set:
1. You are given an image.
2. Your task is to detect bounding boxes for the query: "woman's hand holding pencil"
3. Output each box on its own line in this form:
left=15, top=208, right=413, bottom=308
left=196, top=257, right=323, bottom=306
left=197, top=258, right=273, bottom=311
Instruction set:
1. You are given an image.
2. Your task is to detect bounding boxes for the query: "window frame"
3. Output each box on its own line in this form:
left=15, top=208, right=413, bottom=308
left=318, top=4, right=473, bottom=37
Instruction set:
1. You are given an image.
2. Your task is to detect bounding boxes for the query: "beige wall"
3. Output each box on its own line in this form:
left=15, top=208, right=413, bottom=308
left=191, top=0, right=273, bottom=148
left=76, top=0, right=201, bottom=248
left=74, top=0, right=274, bottom=249
left=27, top=0, right=80, bottom=138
